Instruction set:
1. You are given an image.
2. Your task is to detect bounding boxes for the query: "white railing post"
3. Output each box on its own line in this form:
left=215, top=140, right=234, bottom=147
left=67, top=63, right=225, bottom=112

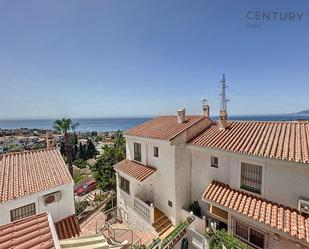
left=150, top=203, right=155, bottom=223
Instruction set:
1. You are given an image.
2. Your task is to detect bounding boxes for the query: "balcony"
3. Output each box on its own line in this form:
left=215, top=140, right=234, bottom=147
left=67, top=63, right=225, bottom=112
left=134, top=196, right=173, bottom=236
left=134, top=196, right=154, bottom=224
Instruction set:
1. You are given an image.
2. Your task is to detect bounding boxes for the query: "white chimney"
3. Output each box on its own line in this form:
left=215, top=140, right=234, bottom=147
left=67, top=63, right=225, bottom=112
left=177, top=108, right=186, bottom=124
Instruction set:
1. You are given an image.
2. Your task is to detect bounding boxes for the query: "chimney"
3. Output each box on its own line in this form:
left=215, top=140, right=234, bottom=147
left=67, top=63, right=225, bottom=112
left=46, top=131, right=55, bottom=149
left=177, top=108, right=186, bottom=124
left=218, top=111, right=228, bottom=130
left=201, top=97, right=210, bottom=118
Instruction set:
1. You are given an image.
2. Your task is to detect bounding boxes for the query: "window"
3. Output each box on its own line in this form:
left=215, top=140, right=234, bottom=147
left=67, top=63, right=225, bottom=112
left=134, top=142, right=141, bottom=162
left=119, top=176, right=130, bottom=194
left=211, top=156, right=218, bottom=168
left=240, top=163, right=262, bottom=194
left=168, top=200, right=173, bottom=207
left=10, top=203, right=36, bottom=222
left=234, top=220, right=264, bottom=249
left=153, top=146, right=159, bottom=157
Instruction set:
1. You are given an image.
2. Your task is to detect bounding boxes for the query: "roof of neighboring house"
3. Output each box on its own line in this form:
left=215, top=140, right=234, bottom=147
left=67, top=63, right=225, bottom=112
left=0, top=213, right=56, bottom=249
left=125, top=115, right=208, bottom=141
left=0, top=148, right=73, bottom=204
left=54, top=215, right=81, bottom=240
left=59, top=234, right=109, bottom=249
left=189, top=121, right=309, bottom=164
left=203, top=180, right=309, bottom=243
left=114, top=159, right=156, bottom=182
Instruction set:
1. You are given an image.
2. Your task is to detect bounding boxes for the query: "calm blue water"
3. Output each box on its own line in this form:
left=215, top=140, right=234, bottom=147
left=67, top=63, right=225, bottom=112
left=0, top=114, right=308, bottom=132
left=0, top=118, right=152, bottom=132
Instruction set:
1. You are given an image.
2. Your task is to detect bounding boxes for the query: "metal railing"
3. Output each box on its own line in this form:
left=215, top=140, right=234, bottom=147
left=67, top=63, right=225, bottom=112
left=134, top=196, right=154, bottom=223
left=101, top=219, right=142, bottom=246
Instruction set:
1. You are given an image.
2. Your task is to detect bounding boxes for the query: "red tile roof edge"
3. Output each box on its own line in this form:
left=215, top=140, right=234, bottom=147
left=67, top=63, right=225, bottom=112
left=0, top=213, right=56, bottom=249
left=203, top=180, right=309, bottom=243
left=54, top=214, right=81, bottom=240
left=0, top=148, right=73, bottom=204
left=125, top=115, right=211, bottom=141
left=189, top=120, right=309, bottom=164
left=114, top=159, right=157, bottom=182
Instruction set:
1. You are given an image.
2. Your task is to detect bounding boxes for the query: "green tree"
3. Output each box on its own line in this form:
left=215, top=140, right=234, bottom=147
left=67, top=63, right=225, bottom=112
left=86, top=139, right=98, bottom=159
left=53, top=118, right=79, bottom=176
left=92, top=131, right=125, bottom=190
left=78, top=142, right=87, bottom=160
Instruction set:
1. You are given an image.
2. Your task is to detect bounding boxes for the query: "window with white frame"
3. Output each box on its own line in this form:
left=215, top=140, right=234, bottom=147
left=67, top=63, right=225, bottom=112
left=234, top=220, right=265, bottom=249
left=134, top=142, right=141, bottom=162
left=240, top=162, right=262, bottom=194
left=10, top=203, right=36, bottom=221
left=211, top=156, right=218, bottom=168
left=119, top=176, right=130, bottom=194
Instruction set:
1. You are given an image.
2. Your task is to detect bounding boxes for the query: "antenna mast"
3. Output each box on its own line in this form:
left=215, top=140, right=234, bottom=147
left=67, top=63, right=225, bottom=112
left=219, top=73, right=229, bottom=113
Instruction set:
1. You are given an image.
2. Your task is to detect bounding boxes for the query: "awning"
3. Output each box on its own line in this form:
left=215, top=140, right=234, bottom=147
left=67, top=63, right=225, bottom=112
left=202, top=180, right=309, bottom=243
left=114, top=159, right=156, bottom=182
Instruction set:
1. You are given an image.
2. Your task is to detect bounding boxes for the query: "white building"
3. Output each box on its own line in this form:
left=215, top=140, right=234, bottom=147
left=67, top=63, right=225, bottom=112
left=115, top=77, right=309, bottom=249
left=0, top=147, right=81, bottom=241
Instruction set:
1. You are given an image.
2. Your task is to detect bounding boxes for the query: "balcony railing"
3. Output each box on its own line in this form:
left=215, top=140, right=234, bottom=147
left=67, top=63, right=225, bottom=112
left=134, top=196, right=154, bottom=223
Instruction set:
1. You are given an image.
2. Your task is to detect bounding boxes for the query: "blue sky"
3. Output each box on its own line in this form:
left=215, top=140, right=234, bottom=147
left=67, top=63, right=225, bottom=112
left=0, top=0, right=308, bottom=119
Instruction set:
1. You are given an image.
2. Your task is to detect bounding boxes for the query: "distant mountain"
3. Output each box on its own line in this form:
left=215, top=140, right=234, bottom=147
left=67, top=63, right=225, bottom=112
left=295, top=109, right=309, bottom=114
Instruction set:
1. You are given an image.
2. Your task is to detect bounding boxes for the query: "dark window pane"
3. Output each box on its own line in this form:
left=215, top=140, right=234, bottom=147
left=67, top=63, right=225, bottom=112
left=211, top=156, right=218, bottom=168
left=153, top=146, right=159, bottom=157
left=235, top=221, right=249, bottom=241
left=134, top=143, right=141, bottom=162
left=250, top=228, right=264, bottom=248
left=10, top=203, right=36, bottom=221
left=241, top=163, right=262, bottom=194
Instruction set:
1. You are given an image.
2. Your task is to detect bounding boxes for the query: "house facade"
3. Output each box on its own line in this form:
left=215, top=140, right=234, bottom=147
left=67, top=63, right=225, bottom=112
left=0, top=148, right=75, bottom=226
left=115, top=84, right=309, bottom=248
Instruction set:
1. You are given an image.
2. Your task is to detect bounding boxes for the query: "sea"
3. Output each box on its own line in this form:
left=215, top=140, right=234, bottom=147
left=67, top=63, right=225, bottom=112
left=0, top=114, right=308, bottom=132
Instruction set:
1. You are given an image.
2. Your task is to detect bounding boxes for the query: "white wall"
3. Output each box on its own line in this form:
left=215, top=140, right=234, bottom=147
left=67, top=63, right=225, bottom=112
left=190, top=148, right=231, bottom=216
left=116, top=172, right=155, bottom=232
left=125, top=135, right=177, bottom=224
left=0, top=183, right=75, bottom=225
left=190, top=146, right=309, bottom=212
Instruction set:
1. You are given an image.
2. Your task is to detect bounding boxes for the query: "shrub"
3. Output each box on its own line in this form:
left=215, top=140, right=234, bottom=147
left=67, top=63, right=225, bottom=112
left=75, top=200, right=89, bottom=215
left=73, top=173, right=83, bottom=183
left=93, top=194, right=105, bottom=203
left=205, top=229, right=249, bottom=249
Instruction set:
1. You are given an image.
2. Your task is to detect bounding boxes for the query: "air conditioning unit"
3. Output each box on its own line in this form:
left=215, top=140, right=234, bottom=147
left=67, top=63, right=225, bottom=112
left=298, top=198, right=309, bottom=214
left=43, top=191, right=61, bottom=205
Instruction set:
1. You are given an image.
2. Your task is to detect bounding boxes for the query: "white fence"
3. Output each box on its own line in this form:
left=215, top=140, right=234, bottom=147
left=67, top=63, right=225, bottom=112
left=134, top=196, right=155, bottom=223
left=188, top=227, right=209, bottom=249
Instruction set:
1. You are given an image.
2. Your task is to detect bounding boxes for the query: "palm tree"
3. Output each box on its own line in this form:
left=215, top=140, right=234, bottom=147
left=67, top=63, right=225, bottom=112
left=53, top=118, right=79, bottom=176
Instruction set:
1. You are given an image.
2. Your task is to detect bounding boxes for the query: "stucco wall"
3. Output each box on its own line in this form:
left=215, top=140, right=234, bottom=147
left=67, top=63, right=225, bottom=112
left=125, top=136, right=177, bottom=224
left=190, top=148, right=231, bottom=216
left=0, top=183, right=75, bottom=225
left=116, top=172, right=155, bottom=232
left=190, top=146, right=309, bottom=212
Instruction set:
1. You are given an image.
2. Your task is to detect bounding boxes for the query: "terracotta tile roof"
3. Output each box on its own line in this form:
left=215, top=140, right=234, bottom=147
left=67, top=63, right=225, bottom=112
left=203, top=180, right=309, bottom=243
left=54, top=215, right=81, bottom=240
left=114, top=159, right=156, bottom=182
left=125, top=115, right=208, bottom=140
left=190, top=121, right=309, bottom=164
left=0, top=213, right=56, bottom=249
left=0, top=148, right=73, bottom=204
